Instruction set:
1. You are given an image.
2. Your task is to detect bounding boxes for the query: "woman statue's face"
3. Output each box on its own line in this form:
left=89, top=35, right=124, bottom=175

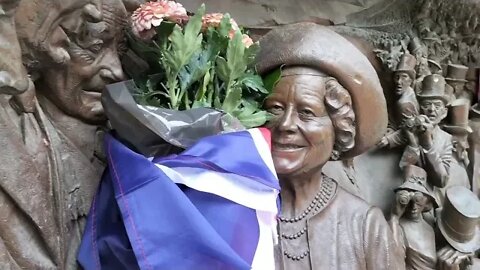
left=265, top=73, right=335, bottom=177
left=405, top=191, right=429, bottom=220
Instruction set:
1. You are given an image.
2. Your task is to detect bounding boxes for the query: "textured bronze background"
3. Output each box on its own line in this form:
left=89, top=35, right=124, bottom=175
left=1, top=0, right=479, bottom=269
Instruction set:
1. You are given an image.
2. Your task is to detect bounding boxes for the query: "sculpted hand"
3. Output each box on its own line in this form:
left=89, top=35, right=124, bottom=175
left=416, top=116, right=434, bottom=149
left=437, top=246, right=473, bottom=270
left=391, top=191, right=410, bottom=217
left=405, top=130, right=418, bottom=148
left=377, top=136, right=389, bottom=148
left=10, top=78, right=36, bottom=113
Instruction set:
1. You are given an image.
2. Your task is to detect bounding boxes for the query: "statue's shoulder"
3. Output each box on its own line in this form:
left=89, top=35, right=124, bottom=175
left=331, top=184, right=376, bottom=217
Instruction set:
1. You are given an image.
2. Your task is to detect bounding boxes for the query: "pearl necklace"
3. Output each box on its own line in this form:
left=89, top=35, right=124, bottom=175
left=278, top=175, right=336, bottom=262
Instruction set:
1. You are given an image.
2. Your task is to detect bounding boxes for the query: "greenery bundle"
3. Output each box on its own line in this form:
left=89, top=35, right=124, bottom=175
left=128, top=1, right=274, bottom=128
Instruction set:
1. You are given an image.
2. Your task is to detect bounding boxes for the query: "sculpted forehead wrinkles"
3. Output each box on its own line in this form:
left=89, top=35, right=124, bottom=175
left=271, top=75, right=327, bottom=114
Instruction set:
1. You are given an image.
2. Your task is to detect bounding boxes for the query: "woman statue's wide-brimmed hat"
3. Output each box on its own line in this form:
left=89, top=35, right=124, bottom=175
left=437, top=186, right=480, bottom=253
left=256, top=23, right=387, bottom=158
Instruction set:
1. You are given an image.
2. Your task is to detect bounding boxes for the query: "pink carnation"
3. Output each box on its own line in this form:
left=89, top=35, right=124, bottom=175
left=242, top=34, right=254, bottom=48
left=202, top=13, right=239, bottom=32
left=131, top=0, right=188, bottom=38
left=202, top=13, right=253, bottom=47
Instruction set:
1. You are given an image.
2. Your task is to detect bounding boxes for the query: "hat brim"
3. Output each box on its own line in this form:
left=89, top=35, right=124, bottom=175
left=443, top=125, right=473, bottom=134
left=394, top=185, right=438, bottom=208
left=394, top=69, right=415, bottom=79
left=446, top=78, right=468, bottom=83
left=417, top=93, right=449, bottom=103
left=438, top=215, right=480, bottom=253
left=256, top=23, right=387, bottom=158
left=471, top=104, right=480, bottom=118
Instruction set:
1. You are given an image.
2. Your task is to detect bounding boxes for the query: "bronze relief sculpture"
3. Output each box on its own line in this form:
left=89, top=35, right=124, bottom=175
left=445, top=64, right=470, bottom=103
left=399, top=74, right=453, bottom=199
left=436, top=186, right=480, bottom=270
left=0, top=0, right=128, bottom=268
left=0, top=0, right=29, bottom=95
left=390, top=165, right=438, bottom=269
left=257, top=23, right=404, bottom=270
left=0, top=0, right=479, bottom=268
left=378, top=53, right=419, bottom=150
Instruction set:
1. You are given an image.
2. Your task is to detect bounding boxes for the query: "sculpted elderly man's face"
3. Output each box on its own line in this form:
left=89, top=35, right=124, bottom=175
left=265, top=71, right=335, bottom=177
left=420, top=98, right=448, bottom=125
left=15, top=0, right=102, bottom=66
left=39, top=4, right=126, bottom=123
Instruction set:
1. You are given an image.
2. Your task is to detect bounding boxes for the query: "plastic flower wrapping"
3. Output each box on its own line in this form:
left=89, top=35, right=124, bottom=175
left=126, top=1, right=270, bottom=129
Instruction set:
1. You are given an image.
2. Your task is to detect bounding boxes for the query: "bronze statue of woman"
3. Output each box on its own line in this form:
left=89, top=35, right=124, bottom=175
left=257, top=23, right=405, bottom=269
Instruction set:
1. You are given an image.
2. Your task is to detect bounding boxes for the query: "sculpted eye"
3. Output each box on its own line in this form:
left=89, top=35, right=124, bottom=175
left=87, top=39, right=104, bottom=55
left=267, top=104, right=284, bottom=114
left=299, top=109, right=315, bottom=117
left=89, top=43, right=103, bottom=54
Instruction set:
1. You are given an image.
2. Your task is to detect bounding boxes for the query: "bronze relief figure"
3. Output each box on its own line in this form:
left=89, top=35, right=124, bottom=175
left=390, top=165, right=438, bottom=270
left=0, top=0, right=127, bottom=268
left=257, top=23, right=405, bottom=270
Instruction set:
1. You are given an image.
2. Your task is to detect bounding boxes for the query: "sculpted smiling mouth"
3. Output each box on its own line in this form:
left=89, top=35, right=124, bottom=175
left=273, top=142, right=306, bottom=151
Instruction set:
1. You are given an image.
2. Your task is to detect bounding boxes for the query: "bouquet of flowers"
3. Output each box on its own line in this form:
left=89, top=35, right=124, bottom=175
left=103, top=0, right=275, bottom=155
left=78, top=4, right=281, bottom=269
left=129, top=1, right=270, bottom=126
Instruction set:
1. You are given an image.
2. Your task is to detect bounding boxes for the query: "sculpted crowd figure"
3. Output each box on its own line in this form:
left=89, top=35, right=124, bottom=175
left=0, top=0, right=127, bottom=268
left=435, top=186, right=480, bottom=270
left=378, top=53, right=419, bottom=149
left=390, top=165, right=438, bottom=270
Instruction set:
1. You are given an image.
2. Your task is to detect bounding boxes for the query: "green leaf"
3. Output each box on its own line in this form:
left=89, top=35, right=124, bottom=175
left=206, top=28, right=229, bottom=60
left=162, top=5, right=205, bottom=73
left=244, top=43, right=260, bottom=67
left=262, top=66, right=282, bottom=93
left=218, top=14, right=233, bottom=37
left=225, top=31, right=246, bottom=82
left=183, top=5, right=205, bottom=43
left=214, top=95, right=222, bottom=109
left=155, top=21, right=176, bottom=46
left=196, top=68, right=212, bottom=101
left=239, top=73, right=268, bottom=93
left=215, top=56, right=229, bottom=82
left=237, top=110, right=270, bottom=128
left=206, top=69, right=216, bottom=104
left=192, top=99, right=211, bottom=108
left=163, top=24, right=203, bottom=73
left=160, top=5, right=205, bottom=109
left=235, top=99, right=259, bottom=118
left=222, top=85, right=242, bottom=113
left=178, top=50, right=212, bottom=92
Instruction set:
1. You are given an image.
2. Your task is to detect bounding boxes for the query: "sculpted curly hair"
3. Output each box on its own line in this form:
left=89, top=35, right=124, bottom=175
left=324, top=77, right=356, bottom=160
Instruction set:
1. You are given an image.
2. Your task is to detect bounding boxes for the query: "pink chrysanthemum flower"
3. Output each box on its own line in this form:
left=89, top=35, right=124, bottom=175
left=131, top=0, right=188, bottom=38
left=201, top=13, right=239, bottom=32
left=203, top=13, right=254, bottom=47
left=242, top=34, right=254, bottom=48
